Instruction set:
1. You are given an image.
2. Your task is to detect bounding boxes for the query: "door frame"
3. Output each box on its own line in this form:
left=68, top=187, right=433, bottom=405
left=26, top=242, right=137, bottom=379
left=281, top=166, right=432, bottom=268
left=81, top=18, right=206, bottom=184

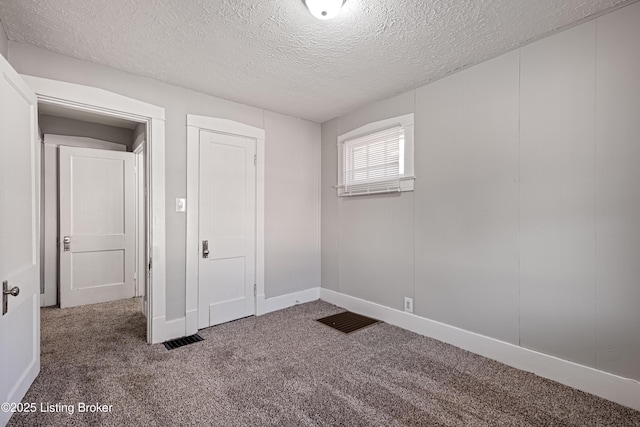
left=41, top=135, right=127, bottom=308
left=185, top=115, right=265, bottom=335
left=22, top=75, right=167, bottom=344
left=133, top=142, right=146, bottom=300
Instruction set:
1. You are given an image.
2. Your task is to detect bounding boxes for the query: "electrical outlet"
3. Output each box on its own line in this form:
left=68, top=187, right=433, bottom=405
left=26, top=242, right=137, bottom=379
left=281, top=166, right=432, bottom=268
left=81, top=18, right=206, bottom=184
left=404, top=297, right=413, bottom=313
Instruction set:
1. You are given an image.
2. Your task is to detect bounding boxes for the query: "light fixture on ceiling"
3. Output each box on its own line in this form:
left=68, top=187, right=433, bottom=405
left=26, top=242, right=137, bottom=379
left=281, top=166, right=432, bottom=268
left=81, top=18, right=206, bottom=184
left=303, top=0, right=346, bottom=20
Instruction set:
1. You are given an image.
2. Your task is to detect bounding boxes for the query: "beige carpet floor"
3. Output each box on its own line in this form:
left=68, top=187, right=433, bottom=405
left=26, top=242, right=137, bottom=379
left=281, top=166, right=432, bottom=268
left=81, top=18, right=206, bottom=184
left=7, top=298, right=640, bottom=426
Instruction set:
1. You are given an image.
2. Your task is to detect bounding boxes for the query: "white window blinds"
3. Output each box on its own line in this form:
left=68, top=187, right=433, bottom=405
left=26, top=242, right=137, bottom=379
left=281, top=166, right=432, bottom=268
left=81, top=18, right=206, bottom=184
left=342, top=126, right=404, bottom=196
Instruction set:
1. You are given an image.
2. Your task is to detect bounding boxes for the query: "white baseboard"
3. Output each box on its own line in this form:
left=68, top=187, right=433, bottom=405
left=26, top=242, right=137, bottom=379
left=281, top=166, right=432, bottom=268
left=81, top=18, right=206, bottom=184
left=151, top=316, right=186, bottom=343
left=256, top=287, right=320, bottom=316
left=163, top=316, right=186, bottom=342
left=319, top=288, right=640, bottom=412
left=165, top=288, right=320, bottom=340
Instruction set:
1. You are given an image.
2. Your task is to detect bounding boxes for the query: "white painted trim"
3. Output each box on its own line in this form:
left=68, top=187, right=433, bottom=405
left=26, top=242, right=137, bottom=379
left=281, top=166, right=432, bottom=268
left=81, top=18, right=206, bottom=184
left=24, top=75, right=167, bottom=344
left=148, top=118, right=166, bottom=344
left=186, top=309, right=198, bottom=335
left=338, top=113, right=414, bottom=142
left=185, top=115, right=265, bottom=336
left=336, top=113, right=415, bottom=196
left=134, top=146, right=145, bottom=299
left=185, top=126, right=199, bottom=336
left=256, top=287, right=320, bottom=316
left=153, top=316, right=186, bottom=342
left=40, top=143, right=57, bottom=308
left=255, top=136, right=266, bottom=315
left=319, top=288, right=640, bottom=411
left=186, top=115, right=265, bottom=140
left=22, top=75, right=164, bottom=120
left=133, top=142, right=144, bottom=155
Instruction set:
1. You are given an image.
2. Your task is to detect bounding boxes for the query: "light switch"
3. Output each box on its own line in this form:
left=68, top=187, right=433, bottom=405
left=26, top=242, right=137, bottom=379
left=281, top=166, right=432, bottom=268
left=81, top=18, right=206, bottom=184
left=176, top=198, right=186, bottom=213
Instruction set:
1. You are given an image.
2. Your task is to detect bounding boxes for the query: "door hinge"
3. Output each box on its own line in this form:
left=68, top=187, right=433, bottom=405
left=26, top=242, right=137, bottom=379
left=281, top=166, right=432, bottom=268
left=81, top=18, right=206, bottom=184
left=254, top=154, right=257, bottom=166
left=254, top=284, right=257, bottom=297
left=148, top=258, right=152, bottom=272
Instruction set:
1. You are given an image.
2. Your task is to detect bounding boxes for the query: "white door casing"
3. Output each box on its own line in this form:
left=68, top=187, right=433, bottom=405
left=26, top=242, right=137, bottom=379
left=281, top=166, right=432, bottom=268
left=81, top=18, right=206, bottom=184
left=133, top=145, right=147, bottom=313
left=186, top=115, right=265, bottom=336
left=198, top=131, right=256, bottom=328
left=22, top=75, right=167, bottom=344
left=0, top=56, right=40, bottom=427
left=58, top=146, right=136, bottom=308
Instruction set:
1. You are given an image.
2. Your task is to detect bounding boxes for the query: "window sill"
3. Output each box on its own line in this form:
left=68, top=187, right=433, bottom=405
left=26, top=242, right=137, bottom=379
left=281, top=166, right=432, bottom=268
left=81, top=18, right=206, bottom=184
left=335, top=176, right=414, bottom=197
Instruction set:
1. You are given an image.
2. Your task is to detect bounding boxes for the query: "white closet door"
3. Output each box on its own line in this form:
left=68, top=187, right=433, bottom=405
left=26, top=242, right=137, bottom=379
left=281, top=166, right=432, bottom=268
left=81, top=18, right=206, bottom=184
left=59, top=146, right=135, bottom=308
left=198, top=130, right=256, bottom=328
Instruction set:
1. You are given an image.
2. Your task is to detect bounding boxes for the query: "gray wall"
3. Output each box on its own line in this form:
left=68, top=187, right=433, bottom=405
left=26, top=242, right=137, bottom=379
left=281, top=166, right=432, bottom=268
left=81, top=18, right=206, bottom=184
left=39, top=114, right=134, bottom=149
left=0, top=20, right=7, bottom=59
left=321, top=91, right=416, bottom=311
left=518, top=21, right=596, bottom=367
left=8, top=42, right=321, bottom=321
left=264, top=111, right=321, bottom=297
left=594, top=4, right=640, bottom=380
left=415, top=50, right=521, bottom=345
left=321, top=2, right=640, bottom=381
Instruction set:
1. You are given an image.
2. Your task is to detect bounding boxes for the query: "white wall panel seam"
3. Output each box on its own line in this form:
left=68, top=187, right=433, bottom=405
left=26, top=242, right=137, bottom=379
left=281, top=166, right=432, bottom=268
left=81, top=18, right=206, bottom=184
left=517, top=47, right=522, bottom=348
left=412, top=90, right=417, bottom=305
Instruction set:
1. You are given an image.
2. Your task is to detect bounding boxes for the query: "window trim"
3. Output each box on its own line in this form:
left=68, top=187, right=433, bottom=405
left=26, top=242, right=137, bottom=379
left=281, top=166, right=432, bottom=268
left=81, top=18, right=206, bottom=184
left=337, top=113, right=415, bottom=196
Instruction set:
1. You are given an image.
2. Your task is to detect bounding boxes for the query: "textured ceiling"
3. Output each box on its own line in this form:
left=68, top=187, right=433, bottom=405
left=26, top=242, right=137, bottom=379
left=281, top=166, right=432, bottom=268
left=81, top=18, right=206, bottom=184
left=0, top=0, right=630, bottom=123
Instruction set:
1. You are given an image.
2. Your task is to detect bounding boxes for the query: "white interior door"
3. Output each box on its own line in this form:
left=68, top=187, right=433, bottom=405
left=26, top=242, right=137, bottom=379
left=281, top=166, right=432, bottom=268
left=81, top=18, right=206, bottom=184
left=198, top=130, right=256, bottom=328
left=59, top=146, right=135, bottom=308
left=0, top=56, right=40, bottom=427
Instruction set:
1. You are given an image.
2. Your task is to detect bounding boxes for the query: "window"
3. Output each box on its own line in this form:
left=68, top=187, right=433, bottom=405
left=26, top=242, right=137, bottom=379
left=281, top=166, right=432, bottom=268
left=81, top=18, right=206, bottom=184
left=337, top=113, right=414, bottom=196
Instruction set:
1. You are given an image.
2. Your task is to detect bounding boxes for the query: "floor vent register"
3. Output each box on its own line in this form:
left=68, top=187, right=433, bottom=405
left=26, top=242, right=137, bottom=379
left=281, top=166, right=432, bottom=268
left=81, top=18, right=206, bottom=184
left=316, top=311, right=379, bottom=334
left=163, top=334, right=204, bottom=350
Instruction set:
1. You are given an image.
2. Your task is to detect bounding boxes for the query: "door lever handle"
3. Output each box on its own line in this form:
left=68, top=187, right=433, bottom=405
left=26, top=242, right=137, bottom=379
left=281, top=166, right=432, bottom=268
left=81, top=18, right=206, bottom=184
left=202, top=240, right=209, bottom=259
left=3, top=280, right=20, bottom=316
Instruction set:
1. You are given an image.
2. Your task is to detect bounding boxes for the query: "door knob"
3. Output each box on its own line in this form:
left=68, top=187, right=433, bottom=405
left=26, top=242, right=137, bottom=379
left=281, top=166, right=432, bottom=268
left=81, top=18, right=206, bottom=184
left=3, top=285, right=19, bottom=297
left=2, top=280, right=20, bottom=316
